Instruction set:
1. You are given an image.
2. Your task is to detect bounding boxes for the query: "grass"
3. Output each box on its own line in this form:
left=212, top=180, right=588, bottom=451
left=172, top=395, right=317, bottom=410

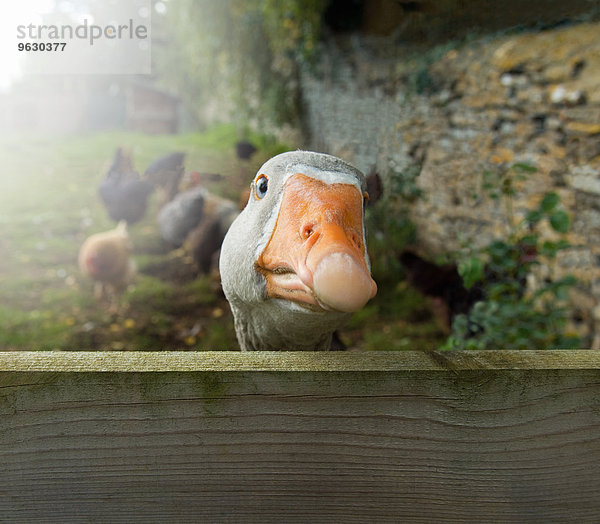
left=0, top=126, right=445, bottom=351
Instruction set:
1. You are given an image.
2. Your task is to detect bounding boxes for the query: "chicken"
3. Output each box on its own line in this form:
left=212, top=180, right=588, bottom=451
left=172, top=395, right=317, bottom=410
left=365, top=168, right=383, bottom=205
left=79, top=221, right=136, bottom=309
left=179, top=171, right=224, bottom=193
left=98, top=148, right=154, bottom=224
left=144, top=151, right=186, bottom=202
left=158, top=186, right=239, bottom=273
left=235, top=140, right=258, bottom=161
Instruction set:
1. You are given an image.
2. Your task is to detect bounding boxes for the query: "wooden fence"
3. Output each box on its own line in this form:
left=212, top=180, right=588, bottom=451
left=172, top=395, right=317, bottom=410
left=1, top=350, right=600, bottom=522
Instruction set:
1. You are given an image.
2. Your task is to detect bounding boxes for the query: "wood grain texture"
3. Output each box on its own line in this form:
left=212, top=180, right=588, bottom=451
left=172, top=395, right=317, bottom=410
left=2, top=349, right=600, bottom=371
left=1, top=351, right=600, bottom=522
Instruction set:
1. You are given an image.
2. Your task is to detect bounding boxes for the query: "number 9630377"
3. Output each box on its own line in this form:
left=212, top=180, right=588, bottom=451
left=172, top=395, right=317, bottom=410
left=17, top=42, right=66, bottom=51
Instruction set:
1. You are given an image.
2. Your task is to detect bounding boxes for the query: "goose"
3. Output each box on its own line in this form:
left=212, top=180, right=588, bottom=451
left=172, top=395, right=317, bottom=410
left=219, top=151, right=377, bottom=350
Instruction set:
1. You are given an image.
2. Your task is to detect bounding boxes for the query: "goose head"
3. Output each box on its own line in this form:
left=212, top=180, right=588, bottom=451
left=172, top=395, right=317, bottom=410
left=219, top=151, right=377, bottom=350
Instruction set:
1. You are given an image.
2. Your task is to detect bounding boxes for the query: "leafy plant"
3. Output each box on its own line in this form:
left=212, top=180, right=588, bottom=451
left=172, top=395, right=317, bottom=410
left=442, top=163, right=580, bottom=350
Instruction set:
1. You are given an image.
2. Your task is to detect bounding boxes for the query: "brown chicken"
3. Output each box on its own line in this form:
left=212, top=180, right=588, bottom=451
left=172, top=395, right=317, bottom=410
left=78, top=221, right=136, bottom=309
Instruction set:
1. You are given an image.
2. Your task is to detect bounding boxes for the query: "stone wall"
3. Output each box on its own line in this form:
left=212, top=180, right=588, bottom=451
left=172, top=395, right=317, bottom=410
left=301, top=22, right=600, bottom=346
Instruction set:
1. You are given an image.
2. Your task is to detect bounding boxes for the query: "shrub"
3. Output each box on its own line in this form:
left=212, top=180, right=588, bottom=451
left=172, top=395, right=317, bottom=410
left=442, top=164, right=580, bottom=350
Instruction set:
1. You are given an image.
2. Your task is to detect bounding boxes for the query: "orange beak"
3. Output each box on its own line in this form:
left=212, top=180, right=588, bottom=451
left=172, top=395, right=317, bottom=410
left=256, top=173, right=377, bottom=312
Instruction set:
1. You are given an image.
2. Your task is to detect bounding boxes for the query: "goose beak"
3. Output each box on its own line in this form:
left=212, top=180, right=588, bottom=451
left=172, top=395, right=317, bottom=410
left=257, top=173, right=377, bottom=312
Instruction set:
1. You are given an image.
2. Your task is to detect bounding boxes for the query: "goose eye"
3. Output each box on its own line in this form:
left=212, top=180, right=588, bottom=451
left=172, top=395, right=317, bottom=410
left=254, top=174, right=269, bottom=199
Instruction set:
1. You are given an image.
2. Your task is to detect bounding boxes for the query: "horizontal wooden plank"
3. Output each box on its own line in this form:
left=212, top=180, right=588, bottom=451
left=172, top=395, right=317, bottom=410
left=1, top=349, right=599, bottom=372
left=1, top=350, right=600, bottom=522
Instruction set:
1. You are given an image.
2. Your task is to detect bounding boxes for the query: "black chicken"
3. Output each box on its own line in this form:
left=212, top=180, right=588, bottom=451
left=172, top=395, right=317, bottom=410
left=365, top=168, right=383, bottom=205
left=144, top=151, right=186, bottom=201
left=235, top=140, right=257, bottom=161
left=98, top=148, right=154, bottom=225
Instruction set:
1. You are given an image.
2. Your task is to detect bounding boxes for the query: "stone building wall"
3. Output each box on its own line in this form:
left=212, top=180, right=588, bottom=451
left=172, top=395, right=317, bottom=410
left=301, top=22, right=600, bottom=345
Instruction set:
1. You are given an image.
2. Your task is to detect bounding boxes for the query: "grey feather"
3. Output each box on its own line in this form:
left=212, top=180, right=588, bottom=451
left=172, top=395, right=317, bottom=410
left=158, top=187, right=207, bottom=246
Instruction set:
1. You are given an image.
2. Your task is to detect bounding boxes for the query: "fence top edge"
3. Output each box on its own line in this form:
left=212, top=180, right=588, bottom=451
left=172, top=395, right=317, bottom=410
left=0, top=350, right=598, bottom=372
